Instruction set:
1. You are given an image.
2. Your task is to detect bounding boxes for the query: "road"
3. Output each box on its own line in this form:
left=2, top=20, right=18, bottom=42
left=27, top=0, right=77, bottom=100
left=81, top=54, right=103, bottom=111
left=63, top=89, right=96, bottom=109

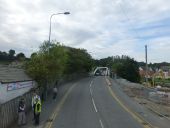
left=45, top=76, right=147, bottom=128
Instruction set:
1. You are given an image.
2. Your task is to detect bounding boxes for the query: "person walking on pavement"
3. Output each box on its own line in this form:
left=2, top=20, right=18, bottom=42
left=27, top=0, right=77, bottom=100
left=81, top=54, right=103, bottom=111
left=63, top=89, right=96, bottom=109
left=18, top=97, right=26, bottom=126
left=34, top=98, right=41, bottom=125
left=53, top=86, right=58, bottom=101
left=32, top=91, right=41, bottom=121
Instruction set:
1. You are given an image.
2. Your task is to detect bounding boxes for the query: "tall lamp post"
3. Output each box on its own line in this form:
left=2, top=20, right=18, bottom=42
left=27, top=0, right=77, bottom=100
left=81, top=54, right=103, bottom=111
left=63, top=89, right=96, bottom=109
left=48, top=12, right=70, bottom=43
left=45, top=12, right=70, bottom=99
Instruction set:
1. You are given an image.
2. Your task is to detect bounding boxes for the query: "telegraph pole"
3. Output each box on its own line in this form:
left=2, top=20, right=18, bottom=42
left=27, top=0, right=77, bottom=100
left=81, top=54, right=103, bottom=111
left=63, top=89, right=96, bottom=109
left=145, top=45, right=148, bottom=86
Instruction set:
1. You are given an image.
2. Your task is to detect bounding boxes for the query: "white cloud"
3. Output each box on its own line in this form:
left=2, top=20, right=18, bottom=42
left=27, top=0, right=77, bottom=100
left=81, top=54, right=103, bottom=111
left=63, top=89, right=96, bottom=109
left=0, top=0, right=170, bottom=62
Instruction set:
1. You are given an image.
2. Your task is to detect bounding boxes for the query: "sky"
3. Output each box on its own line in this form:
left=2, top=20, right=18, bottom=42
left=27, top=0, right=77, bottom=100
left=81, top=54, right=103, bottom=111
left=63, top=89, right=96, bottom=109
left=0, top=0, right=170, bottom=63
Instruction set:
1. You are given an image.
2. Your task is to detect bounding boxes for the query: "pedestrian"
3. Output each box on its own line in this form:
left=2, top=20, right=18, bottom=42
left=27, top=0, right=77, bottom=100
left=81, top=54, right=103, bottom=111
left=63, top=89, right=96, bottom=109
left=18, top=97, right=26, bottom=126
left=32, top=91, right=41, bottom=121
left=53, top=86, right=58, bottom=100
left=34, top=98, right=41, bottom=125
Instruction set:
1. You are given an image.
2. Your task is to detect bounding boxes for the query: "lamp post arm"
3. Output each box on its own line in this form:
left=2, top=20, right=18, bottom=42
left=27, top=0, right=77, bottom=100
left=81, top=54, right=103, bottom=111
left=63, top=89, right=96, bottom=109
left=48, top=12, right=70, bottom=43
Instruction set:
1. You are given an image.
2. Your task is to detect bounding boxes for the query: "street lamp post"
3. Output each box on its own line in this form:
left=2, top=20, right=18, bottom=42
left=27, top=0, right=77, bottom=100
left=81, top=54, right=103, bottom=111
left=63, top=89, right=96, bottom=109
left=48, top=12, right=70, bottom=44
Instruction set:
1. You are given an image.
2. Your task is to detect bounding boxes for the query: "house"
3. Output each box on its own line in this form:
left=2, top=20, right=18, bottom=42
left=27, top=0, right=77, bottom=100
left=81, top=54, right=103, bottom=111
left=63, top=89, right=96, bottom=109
left=160, top=66, right=170, bottom=79
left=154, top=66, right=170, bottom=79
left=139, top=66, right=155, bottom=78
left=0, top=64, right=36, bottom=104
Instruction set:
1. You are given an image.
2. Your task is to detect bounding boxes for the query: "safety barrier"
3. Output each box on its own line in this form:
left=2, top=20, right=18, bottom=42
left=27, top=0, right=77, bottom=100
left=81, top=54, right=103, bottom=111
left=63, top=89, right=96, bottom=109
left=0, top=92, right=32, bottom=128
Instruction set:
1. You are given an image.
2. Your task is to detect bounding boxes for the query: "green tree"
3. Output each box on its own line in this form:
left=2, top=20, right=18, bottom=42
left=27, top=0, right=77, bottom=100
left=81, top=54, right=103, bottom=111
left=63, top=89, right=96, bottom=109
left=112, top=56, right=140, bottom=82
left=8, top=49, right=15, bottom=60
left=64, top=47, right=93, bottom=74
left=16, top=52, right=26, bottom=61
left=31, top=52, right=37, bottom=58
left=26, top=41, right=67, bottom=87
left=26, top=41, right=93, bottom=88
left=0, top=51, right=8, bottom=61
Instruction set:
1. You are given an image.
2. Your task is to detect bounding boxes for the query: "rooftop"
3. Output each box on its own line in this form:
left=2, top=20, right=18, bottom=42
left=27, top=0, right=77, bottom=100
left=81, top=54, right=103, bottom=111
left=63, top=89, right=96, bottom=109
left=0, top=64, right=32, bottom=83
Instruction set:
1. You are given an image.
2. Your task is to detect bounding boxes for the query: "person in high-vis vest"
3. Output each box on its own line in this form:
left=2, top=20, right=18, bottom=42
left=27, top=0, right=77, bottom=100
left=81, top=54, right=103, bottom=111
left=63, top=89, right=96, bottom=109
left=34, top=98, right=41, bottom=125
left=32, top=91, right=41, bottom=120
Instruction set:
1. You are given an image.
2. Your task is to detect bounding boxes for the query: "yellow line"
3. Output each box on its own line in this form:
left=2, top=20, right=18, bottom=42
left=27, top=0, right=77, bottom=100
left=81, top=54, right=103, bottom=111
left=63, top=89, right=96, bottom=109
left=105, top=78, right=155, bottom=128
left=44, top=83, right=77, bottom=128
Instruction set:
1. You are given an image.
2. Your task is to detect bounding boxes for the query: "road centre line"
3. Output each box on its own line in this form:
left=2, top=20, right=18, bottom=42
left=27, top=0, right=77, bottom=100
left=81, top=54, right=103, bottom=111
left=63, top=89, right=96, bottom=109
left=92, top=98, right=98, bottom=113
left=90, top=87, right=93, bottom=95
left=89, top=80, right=98, bottom=113
left=90, top=79, right=105, bottom=128
left=99, top=119, right=104, bottom=128
left=90, top=80, right=93, bottom=88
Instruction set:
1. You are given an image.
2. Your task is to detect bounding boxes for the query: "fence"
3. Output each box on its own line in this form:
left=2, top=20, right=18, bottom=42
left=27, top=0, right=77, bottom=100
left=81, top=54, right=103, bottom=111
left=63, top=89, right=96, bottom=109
left=0, top=91, right=32, bottom=128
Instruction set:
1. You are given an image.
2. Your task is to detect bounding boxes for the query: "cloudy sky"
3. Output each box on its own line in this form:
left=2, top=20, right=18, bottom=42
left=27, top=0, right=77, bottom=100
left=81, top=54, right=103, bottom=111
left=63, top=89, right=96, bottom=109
left=0, top=0, right=170, bottom=62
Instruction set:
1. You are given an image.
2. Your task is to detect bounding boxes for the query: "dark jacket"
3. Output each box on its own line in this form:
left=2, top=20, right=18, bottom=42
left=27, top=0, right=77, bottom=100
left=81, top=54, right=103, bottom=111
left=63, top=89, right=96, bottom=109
left=18, top=100, right=25, bottom=113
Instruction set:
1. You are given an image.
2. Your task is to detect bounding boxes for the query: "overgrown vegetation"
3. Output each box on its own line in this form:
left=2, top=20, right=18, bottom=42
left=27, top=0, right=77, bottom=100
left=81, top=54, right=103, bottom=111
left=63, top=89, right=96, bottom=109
left=25, top=41, right=93, bottom=87
left=112, top=56, right=140, bottom=83
left=95, top=55, right=140, bottom=83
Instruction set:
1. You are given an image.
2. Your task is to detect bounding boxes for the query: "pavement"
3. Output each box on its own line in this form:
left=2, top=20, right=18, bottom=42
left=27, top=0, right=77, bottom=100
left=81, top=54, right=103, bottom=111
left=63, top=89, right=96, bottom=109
left=14, top=76, right=170, bottom=128
left=13, top=80, right=77, bottom=128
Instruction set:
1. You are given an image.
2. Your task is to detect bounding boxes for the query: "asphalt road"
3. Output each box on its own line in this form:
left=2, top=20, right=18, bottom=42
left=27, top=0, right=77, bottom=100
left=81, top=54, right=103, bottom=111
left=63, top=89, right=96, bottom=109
left=47, top=76, right=145, bottom=128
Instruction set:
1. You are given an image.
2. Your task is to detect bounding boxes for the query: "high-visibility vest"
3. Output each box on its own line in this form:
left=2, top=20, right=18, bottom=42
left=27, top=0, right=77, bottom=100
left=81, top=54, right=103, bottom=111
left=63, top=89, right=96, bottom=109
left=35, top=101, right=41, bottom=113
left=32, top=95, right=41, bottom=107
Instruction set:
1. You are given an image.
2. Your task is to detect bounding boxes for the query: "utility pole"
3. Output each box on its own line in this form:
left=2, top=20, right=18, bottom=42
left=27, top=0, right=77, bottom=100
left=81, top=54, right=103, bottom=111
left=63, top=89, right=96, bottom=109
left=145, top=45, right=148, bottom=86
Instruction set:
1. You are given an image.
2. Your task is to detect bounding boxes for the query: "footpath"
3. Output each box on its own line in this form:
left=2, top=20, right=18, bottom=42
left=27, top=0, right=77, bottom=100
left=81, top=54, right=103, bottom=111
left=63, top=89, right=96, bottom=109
left=13, top=81, right=75, bottom=128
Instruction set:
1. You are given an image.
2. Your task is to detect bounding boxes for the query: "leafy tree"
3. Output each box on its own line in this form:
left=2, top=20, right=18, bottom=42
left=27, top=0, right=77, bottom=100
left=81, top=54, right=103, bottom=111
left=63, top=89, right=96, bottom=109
left=9, top=49, right=15, bottom=57
left=64, top=47, right=93, bottom=74
left=16, top=52, right=26, bottom=61
left=0, top=51, right=8, bottom=61
left=94, top=57, right=113, bottom=68
left=25, top=41, right=93, bottom=88
left=31, top=52, right=37, bottom=58
left=8, top=49, right=15, bottom=60
left=25, top=41, right=67, bottom=87
left=112, top=56, right=140, bottom=82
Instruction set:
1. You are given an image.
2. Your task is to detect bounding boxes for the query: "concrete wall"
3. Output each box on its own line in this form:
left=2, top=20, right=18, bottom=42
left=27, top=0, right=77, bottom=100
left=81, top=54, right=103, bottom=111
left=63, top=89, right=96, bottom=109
left=0, top=81, right=35, bottom=104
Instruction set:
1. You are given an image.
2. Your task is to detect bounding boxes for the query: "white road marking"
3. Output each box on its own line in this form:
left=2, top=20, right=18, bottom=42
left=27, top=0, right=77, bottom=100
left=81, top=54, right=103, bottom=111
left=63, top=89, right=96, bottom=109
left=90, top=79, right=104, bottom=128
left=99, top=119, right=104, bottom=128
left=92, top=98, right=98, bottom=112
left=90, top=88, right=93, bottom=95
left=90, top=80, right=93, bottom=88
